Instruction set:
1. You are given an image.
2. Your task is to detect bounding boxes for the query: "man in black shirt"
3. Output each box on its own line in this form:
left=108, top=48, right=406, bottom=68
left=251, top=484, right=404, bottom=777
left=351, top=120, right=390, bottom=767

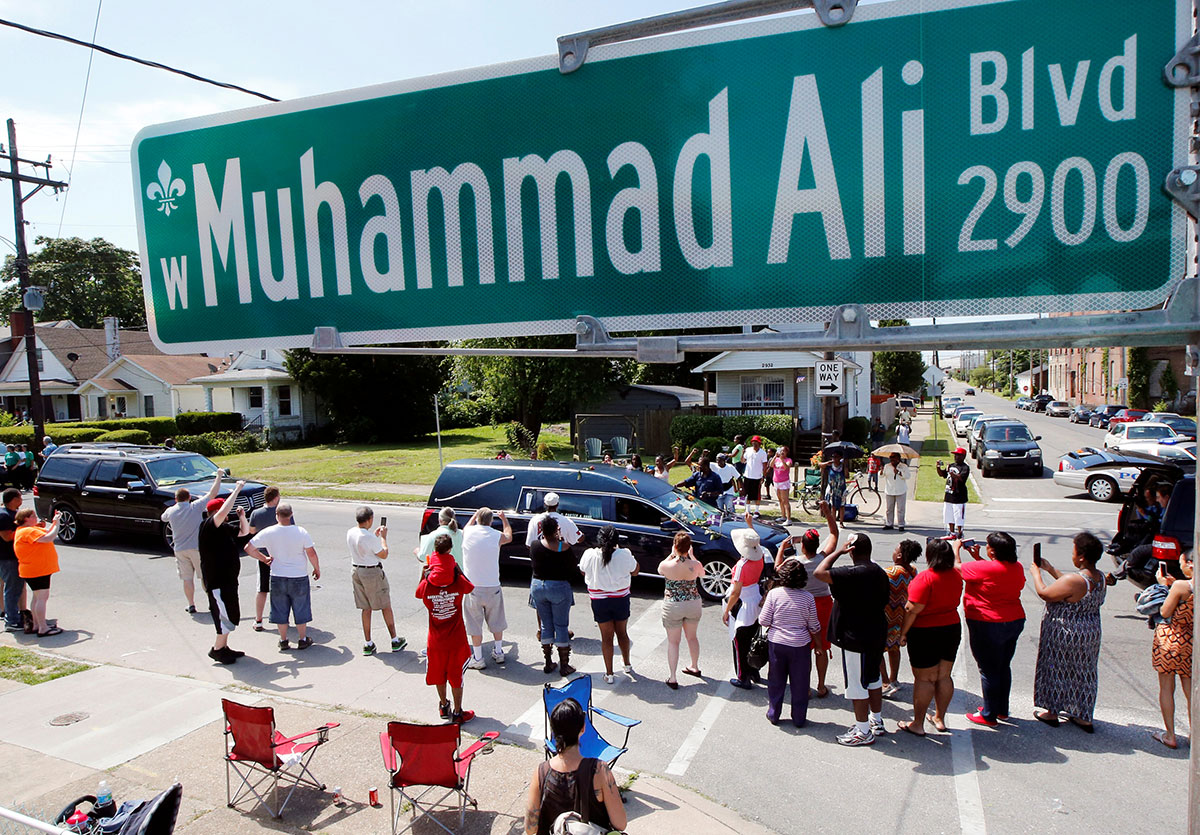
left=0, top=488, right=25, bottom=631
left=814, top=531, right=889, bottom=747
left=936, top=448, right=971, bottom=539
left=198, top=481, right=263, bottom=664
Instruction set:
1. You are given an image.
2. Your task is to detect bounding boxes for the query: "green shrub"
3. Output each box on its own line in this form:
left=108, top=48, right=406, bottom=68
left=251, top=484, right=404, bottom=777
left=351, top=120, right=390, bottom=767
left=503, top=422, right=536, bottom=454
left=842, top=416, right=870, bottom=446
left=753, top=414, right=794, bottom=442
left=1152, top=400, right=1171, bottom=412
left=176, top=412, right=242, bottom=434
left=17, top=427, right=107, bottom=445
left=720, top=415, right=757, bottom=442
left=689, top=436, right=732, bottom=457
left=535, top=441, right=554, bottom=461
left=94, top=429, right=152, bottom=444
left=670, top=415, right=723, bottom=448
left=53, top=417, right=177, bottom=442
left=176, top=431, right=263, bottom=457
left=439, top=392, right=491, bottom=429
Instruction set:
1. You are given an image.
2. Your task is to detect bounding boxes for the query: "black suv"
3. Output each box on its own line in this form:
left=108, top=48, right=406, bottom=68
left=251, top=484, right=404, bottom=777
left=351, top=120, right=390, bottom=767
left=1030, top=394, right=1055, bottom=412
left=34, top=444, right=267, bottom=548
left=1108, top=464, right=1194, bottom=574
left=976, top=421, right=1043, bottom=477
left=422, top=459, right=788, bottom=600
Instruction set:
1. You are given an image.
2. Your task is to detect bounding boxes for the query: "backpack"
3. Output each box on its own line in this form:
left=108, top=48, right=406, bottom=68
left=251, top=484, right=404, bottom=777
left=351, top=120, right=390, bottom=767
left=550, top=811, right=609, bottom=835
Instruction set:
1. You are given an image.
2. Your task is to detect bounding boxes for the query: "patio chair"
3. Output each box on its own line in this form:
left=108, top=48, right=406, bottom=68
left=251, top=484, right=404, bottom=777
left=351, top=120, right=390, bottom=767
left=222, top=699, right=339, bottom=820
left=381, top=721, right=499, bottom=835
left=610, top=436, right=630, bottom=457
left=542, top=675, right=640, bottom=768
left=584, top=437, right=604, bottom=460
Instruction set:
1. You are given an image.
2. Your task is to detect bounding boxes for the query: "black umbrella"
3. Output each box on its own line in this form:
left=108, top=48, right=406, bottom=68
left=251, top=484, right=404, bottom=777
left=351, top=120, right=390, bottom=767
left=823, top=441, right=864, bottom=458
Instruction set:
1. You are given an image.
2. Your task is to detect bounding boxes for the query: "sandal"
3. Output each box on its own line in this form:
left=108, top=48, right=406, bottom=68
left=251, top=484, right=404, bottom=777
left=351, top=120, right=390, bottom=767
left=1034, top=710, right=1061, bottom=727
left=927, top=714, right=948, bottom=732
left=897, top=720, right=926, bottom=738
left=1150, top=730, right=1178, bottom=749
left=666, top=679, right=679, bottom=690
left=37, top=626, right=63, bottom=638
left=1067, top=716, right=1095, bottom=734
left=814, top=685, right=830, bottom=699
left=682, top=667, right=702, bottom=678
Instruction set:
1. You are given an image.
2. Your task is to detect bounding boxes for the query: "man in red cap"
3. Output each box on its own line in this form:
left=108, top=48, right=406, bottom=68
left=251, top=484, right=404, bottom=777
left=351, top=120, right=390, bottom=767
left=198, top=481, right=265, bottom=664
left=415, top=534, right=476, bottom=723
left=936, top=448, right=971, bottom=539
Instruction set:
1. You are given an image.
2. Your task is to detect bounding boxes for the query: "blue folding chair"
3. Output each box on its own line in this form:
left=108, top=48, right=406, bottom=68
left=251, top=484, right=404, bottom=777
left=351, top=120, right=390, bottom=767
left=609, top=436, right=629, bottom=457
left=542, top=675, right=640, bottom=768
left=584, top=438, right=604, bottom=461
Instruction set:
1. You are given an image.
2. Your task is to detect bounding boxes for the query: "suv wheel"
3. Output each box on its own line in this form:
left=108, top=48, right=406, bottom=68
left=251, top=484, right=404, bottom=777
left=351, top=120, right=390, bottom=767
left=1087, top=476, right=1118, bottom=502
left=697, top=554, right=735, bottom=601
left=55, top=506, right=87, bottom=544
left=162, top=521, right=175, bottom=552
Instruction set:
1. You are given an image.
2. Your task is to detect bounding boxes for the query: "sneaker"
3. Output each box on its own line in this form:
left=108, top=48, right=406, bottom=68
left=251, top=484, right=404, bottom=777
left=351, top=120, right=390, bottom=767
left=185, top=605, right=197, bottom=614
left=729, top=677, right=754, bottom=690
left=869, top=717, right=888, bottom=737
left=467, top=656, right=487, bottom=670
left=392, top=637, right=407, bottom=652
left=836, top=726, right=876, bottom=747
left=253, top=621, right=266, bottom=632
left=4, top=622, right=22, bottom=632
left=623, top=664, right=634, bottom=676
left=882, top=525, right=894, bottom=530
left=295, top=637, right=313, bottom=650
left=363, top=642, right=377, bottom=656
left=966, top=709, right=998, bottom=727
left=278, top=639, right=290, bottom=650
left=451, top=709, right=475, bottom=724
left=604, top=674, right=615, bottom=685
left=418, top=647, right=428, bottom=660
left=438, top=700, right=451, bottom=719
left=490, top=648, right=506, bottom=665
left=227, top=648, right=246, bottom=658
left=898, top=526, right=905, bottom=532
left=209, top=647, right=237, bottom=665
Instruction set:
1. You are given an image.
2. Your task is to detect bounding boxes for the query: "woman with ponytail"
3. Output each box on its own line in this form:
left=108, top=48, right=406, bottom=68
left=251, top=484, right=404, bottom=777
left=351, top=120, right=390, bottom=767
left=579, top=525, right=639, bottom=684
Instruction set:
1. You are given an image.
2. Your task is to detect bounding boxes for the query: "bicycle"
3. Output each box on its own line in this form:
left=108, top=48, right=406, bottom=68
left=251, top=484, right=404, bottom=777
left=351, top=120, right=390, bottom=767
left=798, top=468, right=881, bottom=516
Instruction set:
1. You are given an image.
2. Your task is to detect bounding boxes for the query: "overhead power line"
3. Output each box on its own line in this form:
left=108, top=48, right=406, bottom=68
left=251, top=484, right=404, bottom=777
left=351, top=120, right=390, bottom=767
left=0, top=16, right=279, bottom=102
left=57, top=0, right=105, bottom=237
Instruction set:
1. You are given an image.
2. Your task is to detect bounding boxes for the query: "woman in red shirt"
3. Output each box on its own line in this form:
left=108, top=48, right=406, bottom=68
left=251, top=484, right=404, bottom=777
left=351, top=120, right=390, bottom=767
left=956, top=533, right=1025, bottom=727
left=897, top=538, right=963, bottom=736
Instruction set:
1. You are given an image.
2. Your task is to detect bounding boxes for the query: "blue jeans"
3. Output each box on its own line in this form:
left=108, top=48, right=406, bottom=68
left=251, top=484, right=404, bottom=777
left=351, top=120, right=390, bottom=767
left=0, top=559, right=21, bottom=628
left=718, top=493, right=736, bottom=514
left=269, top=575, right=313, bottom=625
left=530, top=578, right=573, bottom=647
left=967, top=617, right=1025, bottom=720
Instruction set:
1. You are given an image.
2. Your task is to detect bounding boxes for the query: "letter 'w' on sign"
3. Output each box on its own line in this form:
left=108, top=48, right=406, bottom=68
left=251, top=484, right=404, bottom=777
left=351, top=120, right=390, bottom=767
left=132, top=0, right=1189, bottom=355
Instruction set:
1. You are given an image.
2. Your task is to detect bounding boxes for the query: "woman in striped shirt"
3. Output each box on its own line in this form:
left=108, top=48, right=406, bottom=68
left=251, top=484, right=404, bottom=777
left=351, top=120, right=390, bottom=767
left=758, top=559, right=822, bottom=727
left=579, top=525, right=639, bottom=684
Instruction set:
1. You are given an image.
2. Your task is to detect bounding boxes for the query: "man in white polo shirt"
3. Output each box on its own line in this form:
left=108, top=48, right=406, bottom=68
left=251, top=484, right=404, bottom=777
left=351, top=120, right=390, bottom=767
left=244, top=504, right=321, bottom=651
left=461, top=507, right=513, bottom=669
left=742, top=436, right=770, bottom=516
left=347, top=505, right=406, bottom=656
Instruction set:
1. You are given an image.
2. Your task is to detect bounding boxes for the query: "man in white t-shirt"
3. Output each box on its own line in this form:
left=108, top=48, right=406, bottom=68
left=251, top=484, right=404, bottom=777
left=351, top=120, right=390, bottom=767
left=741, top=436, right=770, bottom=515
left=712, top=452, right=741, bottom=515
left=347, top=505, right=406, bottom=656
left=461, top=507, right=513, bottom=669
left=244, top=504, right=321, bottom=650
left=524, top=492, right=583, bottom=549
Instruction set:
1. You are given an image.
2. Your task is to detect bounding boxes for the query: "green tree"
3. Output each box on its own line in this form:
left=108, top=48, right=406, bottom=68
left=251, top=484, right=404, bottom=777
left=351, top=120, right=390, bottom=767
left=452, top=336, right=636, bottom=451
left=1127, top=347, right=1151, bottom=408
left=283, top=349, right=446, bottom=441
left=873, top=320, right=926, bottom=394
left=0, top=236, right=146, bottom=328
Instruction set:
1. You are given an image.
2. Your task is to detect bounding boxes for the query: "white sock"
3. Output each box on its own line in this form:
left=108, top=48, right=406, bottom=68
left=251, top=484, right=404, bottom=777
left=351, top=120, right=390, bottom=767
left=472, top=645, right=483, bottom=661
left=870, top=711, right=883, bottom=724
left=493, top=640, right=503, bottom=653
left=856, top=720, right=871, bottom=735
left=365, top=639, right=374, bottom=647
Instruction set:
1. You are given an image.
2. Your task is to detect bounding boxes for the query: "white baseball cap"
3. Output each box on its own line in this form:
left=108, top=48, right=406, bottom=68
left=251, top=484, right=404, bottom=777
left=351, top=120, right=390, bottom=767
left=544, top=492, right=560, bottom=507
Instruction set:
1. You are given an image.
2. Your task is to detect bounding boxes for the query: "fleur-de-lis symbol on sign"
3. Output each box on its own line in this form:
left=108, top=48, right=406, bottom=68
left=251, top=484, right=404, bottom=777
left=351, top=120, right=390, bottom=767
left=146, top=160, right=186, bottom=216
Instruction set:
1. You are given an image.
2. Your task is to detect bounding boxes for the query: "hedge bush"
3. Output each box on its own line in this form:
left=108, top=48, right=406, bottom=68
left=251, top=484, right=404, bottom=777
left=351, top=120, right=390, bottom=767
left=690, top=436, right=732, bottom=456
left=670, top=414, right=797, bottom=449
left=3, top=427, right=108, bottom=445
left=176, top=412, right=242, bottom=434
left=720, top=415, right=758, bottom=442
left=94, top=429, right=152, bottom=445
left=175, top=431, right=263, bottom=457
left=748, top=414, right=794, bottom=443
left=669, top=415, right=724, bottom=448
left=841, top=416, right=870, bottom=447
left=53, top=417, right=177, bottom=441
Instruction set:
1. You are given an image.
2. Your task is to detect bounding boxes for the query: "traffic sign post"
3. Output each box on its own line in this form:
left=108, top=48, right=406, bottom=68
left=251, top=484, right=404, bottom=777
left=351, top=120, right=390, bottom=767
left=815, top=359, right=843, bottom=396
left=133, top=0, right=1189, bottom=354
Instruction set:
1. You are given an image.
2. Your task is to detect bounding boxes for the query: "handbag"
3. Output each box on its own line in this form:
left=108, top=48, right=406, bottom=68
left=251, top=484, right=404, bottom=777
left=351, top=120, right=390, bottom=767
left=747, top=627, right=769, bottom=671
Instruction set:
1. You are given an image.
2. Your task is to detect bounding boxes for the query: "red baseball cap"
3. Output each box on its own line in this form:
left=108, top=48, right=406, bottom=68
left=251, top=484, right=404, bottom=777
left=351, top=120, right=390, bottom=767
left=206, top=498, right=225, bottom=514
left=751, top=435, right=762, bottom=443
left=953, top=447, right=967, bottom=455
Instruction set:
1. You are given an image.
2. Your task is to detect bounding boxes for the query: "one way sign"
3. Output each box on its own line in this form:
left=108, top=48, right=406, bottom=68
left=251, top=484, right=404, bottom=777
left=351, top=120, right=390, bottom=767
left=816, top=360, right=843, bottom=397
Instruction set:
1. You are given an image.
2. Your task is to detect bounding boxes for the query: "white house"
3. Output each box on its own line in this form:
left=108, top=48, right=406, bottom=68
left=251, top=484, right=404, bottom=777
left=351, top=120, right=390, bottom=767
left=1014, top=365, right=1046, bottom=396
left=188, top=349, right=323, bottom=441
left=74, top=354, right=225, bottom=419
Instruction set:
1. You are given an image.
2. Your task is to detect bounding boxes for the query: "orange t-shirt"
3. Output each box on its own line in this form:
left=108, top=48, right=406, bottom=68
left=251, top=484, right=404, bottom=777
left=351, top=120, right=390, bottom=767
left=15, top=525, right=59, bottom=578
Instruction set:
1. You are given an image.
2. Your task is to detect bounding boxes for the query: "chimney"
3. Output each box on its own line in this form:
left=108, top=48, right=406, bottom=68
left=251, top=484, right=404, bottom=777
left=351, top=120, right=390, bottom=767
left=10, top=311, right=26, bottom=344
left=104, top=316, right=120, bottom=361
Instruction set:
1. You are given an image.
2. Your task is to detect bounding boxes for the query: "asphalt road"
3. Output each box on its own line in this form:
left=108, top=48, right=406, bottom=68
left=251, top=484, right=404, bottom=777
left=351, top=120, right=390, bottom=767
left=1, top=412, right=1192, bottom=834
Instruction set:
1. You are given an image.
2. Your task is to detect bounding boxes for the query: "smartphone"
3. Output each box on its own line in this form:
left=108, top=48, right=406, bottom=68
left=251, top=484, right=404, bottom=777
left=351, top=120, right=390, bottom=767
left=960, top=538, right=976, bottom=548
left=380, top=516, right=388, bottom=527
left=847, top=532, right=859, bottom=546
left=1033, top=543, right=1043, bottom=568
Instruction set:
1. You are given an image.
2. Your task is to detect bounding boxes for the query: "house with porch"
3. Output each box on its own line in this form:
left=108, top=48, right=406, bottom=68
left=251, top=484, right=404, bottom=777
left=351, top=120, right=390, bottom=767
left=188, top=350, right=324, bottom=442
left=74, top=354, right=226, bottom=419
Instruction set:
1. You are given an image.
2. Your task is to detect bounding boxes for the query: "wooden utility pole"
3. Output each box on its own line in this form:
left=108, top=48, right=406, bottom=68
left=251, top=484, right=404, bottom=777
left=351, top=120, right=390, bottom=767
left=1, top=120, right=66, bottom=443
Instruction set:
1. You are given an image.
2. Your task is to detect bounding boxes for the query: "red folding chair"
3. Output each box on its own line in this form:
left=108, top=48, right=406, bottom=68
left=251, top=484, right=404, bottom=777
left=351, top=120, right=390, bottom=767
left=380, top=721, right=498, bottom=835
left=222, top=698, right=339, bottom=819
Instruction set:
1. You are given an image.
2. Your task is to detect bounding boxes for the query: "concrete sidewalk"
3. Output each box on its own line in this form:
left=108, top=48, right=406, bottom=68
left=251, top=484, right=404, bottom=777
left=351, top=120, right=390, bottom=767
left=0, top=663, right=776, bottom=835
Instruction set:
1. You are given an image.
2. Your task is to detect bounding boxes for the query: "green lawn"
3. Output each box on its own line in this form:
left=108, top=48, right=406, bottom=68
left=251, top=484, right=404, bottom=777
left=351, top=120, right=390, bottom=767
left=914, top=420, right=981, bottom=504
left=0, top=647, right=89, bottom=685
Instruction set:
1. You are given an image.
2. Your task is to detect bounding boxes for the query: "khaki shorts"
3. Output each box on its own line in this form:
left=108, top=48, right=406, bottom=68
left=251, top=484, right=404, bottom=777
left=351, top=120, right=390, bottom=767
left=174, top=549, right=201, bottom=582
left=661, top=597, right=703, bottom=629
left=352, top=565, right=391, bottom=610
left=463, top=586, right=508, bottom=636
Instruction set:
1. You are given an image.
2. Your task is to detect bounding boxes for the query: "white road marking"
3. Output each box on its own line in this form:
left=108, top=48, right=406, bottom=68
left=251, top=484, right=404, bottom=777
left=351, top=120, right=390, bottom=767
left=950, top=645, right=987, bottom=835
left=502, top=600, right=666, bottom=745
left=665, top=674, right=735, bottom=776
left=990, top=498, right=1097, bottom=504
left=980, top=510, right=1111, bottom=516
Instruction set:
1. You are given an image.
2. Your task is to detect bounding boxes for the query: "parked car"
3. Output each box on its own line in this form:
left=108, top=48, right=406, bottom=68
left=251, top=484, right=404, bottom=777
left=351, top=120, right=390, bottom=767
left=1108, top=464, right=1194, bottom=577
left=33, top=443, right=267, bottom=548
left=1015, top=396, right=1033, bottom=410
left=1068, top=405, right=1094, bottom=424
left=1089, top=404, right=1125, bottom=428
left=1108, top=408, right=1149, bottom=426
left=1119, top=440, right=1197, bottom=463
left=964, top=387, right=976, bottom=395
left=953, top=410, right=983, bottom=436
left=977, top=421, right=1043, bottom=477
left=1030, top=394, right=1055, bottom=412
left=1053, top=447, right=1153, bottom=501
left=420, top=459, right=787, bottom=600
left=1045, top=401, right=1072, bottom=417
left=1103, top=421, right=1179, bottom=451
left=896, top=396, right=917, bottom=410
left=1147, top=414, right=1197, bottom=440
left=966, top=414, right=1009, bottom=457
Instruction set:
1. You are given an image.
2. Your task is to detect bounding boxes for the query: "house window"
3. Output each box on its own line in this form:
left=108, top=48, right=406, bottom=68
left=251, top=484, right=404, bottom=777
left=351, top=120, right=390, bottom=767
left=116, top=396, right=127, bottom=415
left=740, top=375, right=786, bottom=408
left=34, top=348, right=43, bottom=373
left=143, top=395, right=155, bottom=417
left=260, top=350, right=267, bottom=360
left=278, top=385, right=292, bottom=416
left=248, top=387, right=263, bottom=409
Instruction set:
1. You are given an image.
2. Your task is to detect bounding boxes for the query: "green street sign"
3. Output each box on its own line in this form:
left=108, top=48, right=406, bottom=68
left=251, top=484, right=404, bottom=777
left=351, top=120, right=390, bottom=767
left=133, top=0, right=1189, bottom=353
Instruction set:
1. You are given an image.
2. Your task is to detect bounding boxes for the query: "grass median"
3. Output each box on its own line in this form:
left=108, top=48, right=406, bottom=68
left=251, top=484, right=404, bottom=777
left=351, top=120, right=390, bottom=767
left=0, top=646, right=89, bottom=685
left=914, top=423, right=981, bottom=504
